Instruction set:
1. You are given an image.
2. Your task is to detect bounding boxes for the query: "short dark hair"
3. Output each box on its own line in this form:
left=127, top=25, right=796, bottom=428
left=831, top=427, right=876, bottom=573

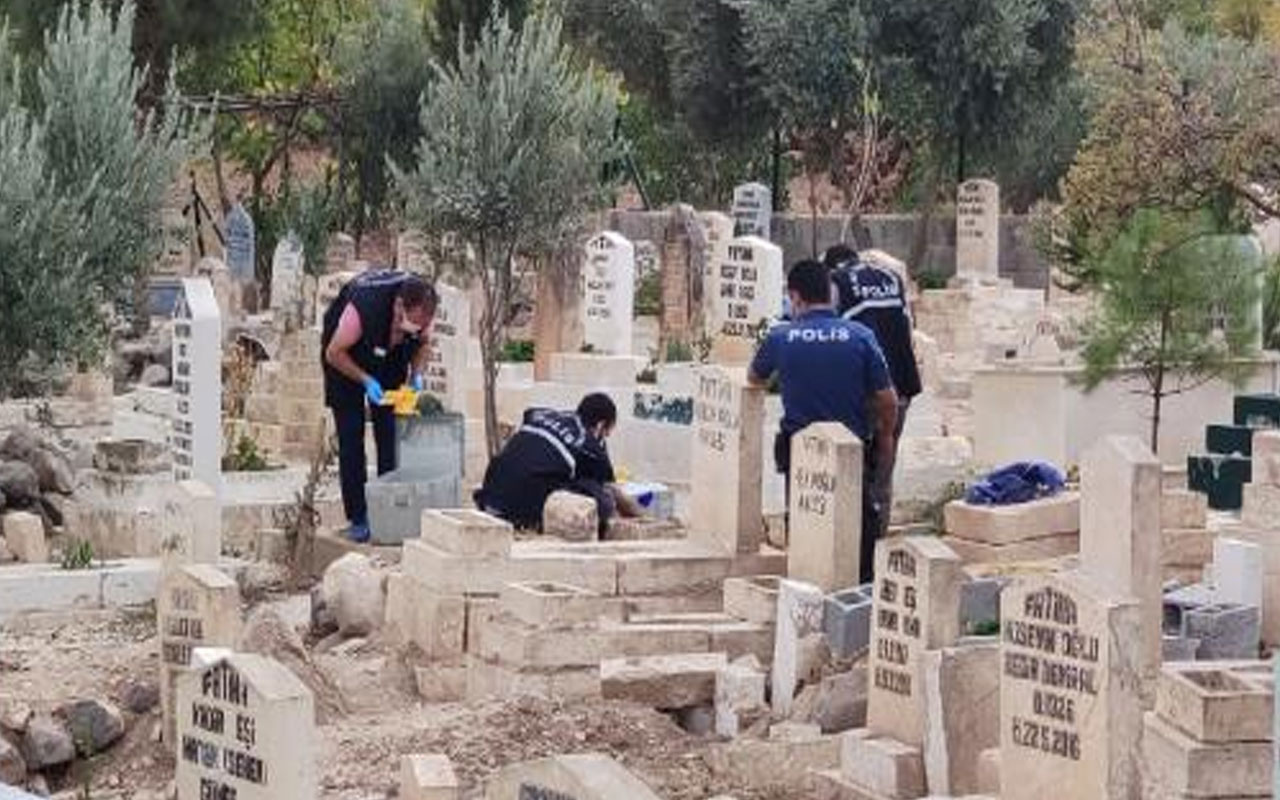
left=823, top=244, right=859, bottom=271
left=577, top=393, right=618, bottom=429
left=787, top=260, right=833, bottom=305
left=398, top=274, right=438, bottom=312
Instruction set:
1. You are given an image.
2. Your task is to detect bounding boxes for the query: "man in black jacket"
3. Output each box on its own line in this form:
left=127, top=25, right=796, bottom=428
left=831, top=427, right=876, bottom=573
left=475, top=393, right=638, bottom=535
left=825, top=245, right=922, bottom=537
left=322, top=270, right=438, bottom=542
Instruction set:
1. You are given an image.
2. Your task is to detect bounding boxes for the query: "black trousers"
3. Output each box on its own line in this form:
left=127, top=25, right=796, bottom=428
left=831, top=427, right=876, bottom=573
left=332, top=402, right=397, bottom=524
left=777, top=430, right=881, bottom=586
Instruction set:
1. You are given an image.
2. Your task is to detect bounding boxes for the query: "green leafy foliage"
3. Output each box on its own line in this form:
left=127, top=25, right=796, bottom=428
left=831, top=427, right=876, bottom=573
left=431, top=0, right=530, bottom=64
left=499, top=340, right=536, bottom=362
left=394, top=10, right=619, bottom=455
left=0, top=1, right=200, bottom=398
left=1263, top=255, right=1280, bottom=349
left=223, top=433, right=272, bottom=472
left=60, top=538, right=96, bottom=571
left=1079, top=208, right=1261, bottom=451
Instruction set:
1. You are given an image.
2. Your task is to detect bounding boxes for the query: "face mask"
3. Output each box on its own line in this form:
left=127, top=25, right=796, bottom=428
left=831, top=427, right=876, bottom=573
left=401, top=320, right=424, bottom=336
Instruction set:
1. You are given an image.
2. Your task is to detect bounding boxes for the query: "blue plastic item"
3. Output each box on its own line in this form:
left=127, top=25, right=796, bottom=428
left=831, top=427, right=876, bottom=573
left=965, top=461, right=1066, bottom=506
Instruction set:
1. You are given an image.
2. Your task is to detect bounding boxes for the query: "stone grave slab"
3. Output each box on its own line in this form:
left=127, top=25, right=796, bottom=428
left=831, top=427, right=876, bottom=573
left=159, top=564, right=240, bottom=744
left=269, top=233, right=305, bottom=327
left=484, top=753, right=663, bottom=800
left=426, top=283, right=471, bottom=412
left=787, top=423, right=863, bottom=592
left=175, top=653, right=315, bottom=799
left=700, top=212, right=735, bottom=334
left=731, top=182, right=772, bottom=240
left=710, top=236, right=783, bottom=365
left=223, top=202, right=255, bottom=283
left=582, top=232, right=635, bottom=356
left=955, top=179, right=999, bottom=284
left=771, top=578, right=825, bottom=717
left=999, top=571, right=1143, bottom=800
left=172, top=278, right=222, bottom=493
left=690, top=367, right=764, bottom=555
left=866, top=536, right=964, bottom=747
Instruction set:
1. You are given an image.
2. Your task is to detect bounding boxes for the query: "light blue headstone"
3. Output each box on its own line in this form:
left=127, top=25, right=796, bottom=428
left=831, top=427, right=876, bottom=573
left=224, top=202, right=256, bottom=282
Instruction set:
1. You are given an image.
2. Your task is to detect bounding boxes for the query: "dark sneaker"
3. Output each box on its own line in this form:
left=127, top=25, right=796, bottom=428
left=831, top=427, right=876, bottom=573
left=345, top=521, right=371, bottom=544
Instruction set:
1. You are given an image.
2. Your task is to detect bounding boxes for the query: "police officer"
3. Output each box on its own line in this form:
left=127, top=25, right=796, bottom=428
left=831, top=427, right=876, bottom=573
left=825, top=244, right=922, bottom=537
left=322, top=270, right=438, bottom=542
left=474, top=393, right=640, bottom=535
left=749, top=259, right=898, bottom=582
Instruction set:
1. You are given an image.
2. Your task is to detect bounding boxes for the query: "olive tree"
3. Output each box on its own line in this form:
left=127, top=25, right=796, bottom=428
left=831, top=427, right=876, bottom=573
left=395, top=11, right=619, bottom=456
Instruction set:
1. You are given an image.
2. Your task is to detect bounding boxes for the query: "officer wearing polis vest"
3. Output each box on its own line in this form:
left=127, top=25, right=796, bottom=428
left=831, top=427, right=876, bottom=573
left=748, top=259, right=898, bottom=583
left=321, top=270, right=438, bottom=542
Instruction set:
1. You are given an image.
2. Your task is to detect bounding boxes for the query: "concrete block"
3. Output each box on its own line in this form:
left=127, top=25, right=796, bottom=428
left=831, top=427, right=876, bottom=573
left=0, top=559, right=161, bottom=620
left=419, top=509, right=513, bottom=558
left=715, top=660, right=767, bottom=738
left=942, top=492, right=1079, bottom=544
left=3, top=512, right=47, bottom=563
left=1253, top=430, right=1280, bottom=485
left=543, top=491, right=599, bottom=542
left=1162, top=635, right=1201, bottom=662
left=615, top=550, right=732, bottom=595
left=600, top=652, right=727, bottom=708
left=499, top=581, right=623, bottom=628
left=465, top=657, right=600, bottom=702
left=959, top=577, right=1006, bottom=631
left=549, top=352, right=645, bottom=386
left=367, top=472, right=462, bottom=545
left=1162, top=527, right=1213, bottom=567
left=1162, top=489, right=1208, bottom=529
left=723, top=575, right=780, bottom=624
left=1164, top=582, right=1215, bottom=635
left=1242, top=482, right=1280, bottom=529
left=708, top=621, right=775, bottom=664
left=1156, top=665, right=1273, bottom=743
left=921, top=643, right=1000, bottom=795
left=707, top=734, right=841, bottom=789
left=401, top=754, right=459, bottom=800
left=1213, top=537, right=1263, bottom=610
left=976, top=748, right=1000, bottom=796
left=940, top=533, right=1077, bottom=565
left=484, top=753, right=662, bottom=800
left=839, top=729, right=926, bottom=799
left=384, top=572, right=466, bottom=659
left=402, top=540, right=617, bottom=595
left=823, top=586, right=872, bottom=658
left=1142, top=711, right=1272, bottom=797
left=414, top=666, right=466, bottom=703
left=1184, top=603, right=1260, bottom=660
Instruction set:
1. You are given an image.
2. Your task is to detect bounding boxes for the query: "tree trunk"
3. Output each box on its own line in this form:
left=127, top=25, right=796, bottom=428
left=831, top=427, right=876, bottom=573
left=908, top=163, right=944, bottom=274
left=1151, top=311, right=1171, bottom=454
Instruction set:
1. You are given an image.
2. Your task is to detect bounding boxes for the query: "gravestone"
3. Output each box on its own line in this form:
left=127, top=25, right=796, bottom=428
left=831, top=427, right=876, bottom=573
left=955, top=179, right=1000, bottom=284
left=223, top=203, right=255, bottom=283
left=731, top=182, right=773, bottom=240
left=159, top=564, right=240, bottom=745
left=710, top=236, right=784, bottom=365
left=426, top=283, right=471, bottom=412
left=582, top=232, right=635, bottom=355
left=270, top=233, right=305, bottom=328
left=787, top=423, right=863, bottom=592
left=1080, top=435, right=1162, bottom=691
left=162, top=480, right=222, bottom=566
left=699, top=212, right=735, bottom=331
left=326, top=233, right=356, bottom=273
left=866, top=536, right=964, bottom=747
left=172, top=278, right=222, bottom=494
left=1000, top=572, right=1143, bottom=800
left=175, top=653, right=316, bottom=800
left=315, top=270, right=358, bottom=328
left=398, top=230, right=431, bottom=273
left=634, top=240, right=659, bottom=282
left=690, top=366, right=764, bottom=554
left=771, top=579, right=825, bottom=717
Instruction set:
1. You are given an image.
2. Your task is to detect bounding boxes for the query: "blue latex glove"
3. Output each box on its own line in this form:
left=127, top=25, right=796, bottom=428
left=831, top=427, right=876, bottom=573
left=362, top=377, right=384, bottom=405
left=409, top=372, right=425, bottom=392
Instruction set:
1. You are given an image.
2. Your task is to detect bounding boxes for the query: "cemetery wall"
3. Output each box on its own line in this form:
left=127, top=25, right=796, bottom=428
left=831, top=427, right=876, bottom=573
left=973, top=356, right=1280, bottom=467
left=607, top=210, right=1048, bottom=289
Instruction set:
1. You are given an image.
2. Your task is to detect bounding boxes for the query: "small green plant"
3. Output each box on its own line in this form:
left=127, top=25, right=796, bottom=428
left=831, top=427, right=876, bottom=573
left=665, top=339, right=694, bottom=363
left=222, top=434, right=271, bottom=472
left=916, top=269, right=949, bottom=290
left=61, top=539, right=95, bottom=571
left=969, top=618, right=1001, bottom=636
left=634, top=270, right=662, bottom=316
left=693, top=334, right=713, bottom=364
left=500, top=339, right=536, bottom=362
left=415, top=392, right=446, bottom=416
left=636, top=366, right=658, bottom=384
left=579, top=342, right=596, bottom=354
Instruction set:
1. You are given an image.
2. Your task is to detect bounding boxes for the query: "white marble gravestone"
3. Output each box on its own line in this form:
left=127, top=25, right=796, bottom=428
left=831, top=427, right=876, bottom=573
left=955, top=179, right=1000, bottom=283
left=711, top=236, right=784, bottom=364
left=426, top=283, right=471, bottom=412
left=159, top=564, right=240, bottom=745
left=732, top=182, right=773, bottom=240
left=582, top=232, right=636, bottom=355
left=787, top=423, right=863, bottom=592
left=690, top=366, right=764, bottom=554
left=700, top=212, right=736, bottom=333
left=223, top=203, right=256, bottom=283
left=175, top=653, right=316, bottom=800
left=172, top=278, right=222, bottom=494
left=1000, top=572, right=1143, bottom=800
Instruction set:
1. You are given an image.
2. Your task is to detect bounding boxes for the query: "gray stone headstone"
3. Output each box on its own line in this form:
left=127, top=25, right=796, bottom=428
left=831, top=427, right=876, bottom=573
left=732, top=182, right=773, bottom=240
left=224, top=203, right=256, bottom=282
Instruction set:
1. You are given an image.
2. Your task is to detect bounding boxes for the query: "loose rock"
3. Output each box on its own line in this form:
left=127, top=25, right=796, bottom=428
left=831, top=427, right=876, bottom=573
left=0, top=736, right=25, bottom=784
left=121, top=681, right=161, bottom=715
left=320, top=553, right=385, bottom=637
left=542, top=491, right=599, bottom=542
left=22, top=715, right=75, bottom=770
left=61, top=699, right=125, bottom=756
left=139, top=364, right=170, bottom=387
left=0, top=461, right=40, bottom=507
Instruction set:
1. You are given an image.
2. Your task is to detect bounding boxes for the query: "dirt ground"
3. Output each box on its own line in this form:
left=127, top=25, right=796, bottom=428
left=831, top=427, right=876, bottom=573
left=0, top=603, right=803, bottom=800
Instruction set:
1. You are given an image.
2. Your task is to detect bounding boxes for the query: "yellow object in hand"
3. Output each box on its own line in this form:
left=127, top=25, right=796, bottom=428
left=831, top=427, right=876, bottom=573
left=615, top=465, right=631, bottom=483
left=382, top=387, right=421, bottom=417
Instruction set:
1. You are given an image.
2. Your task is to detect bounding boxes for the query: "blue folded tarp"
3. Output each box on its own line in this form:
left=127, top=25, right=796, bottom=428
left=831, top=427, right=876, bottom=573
left=965, top=461, right=1066, bottom=506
